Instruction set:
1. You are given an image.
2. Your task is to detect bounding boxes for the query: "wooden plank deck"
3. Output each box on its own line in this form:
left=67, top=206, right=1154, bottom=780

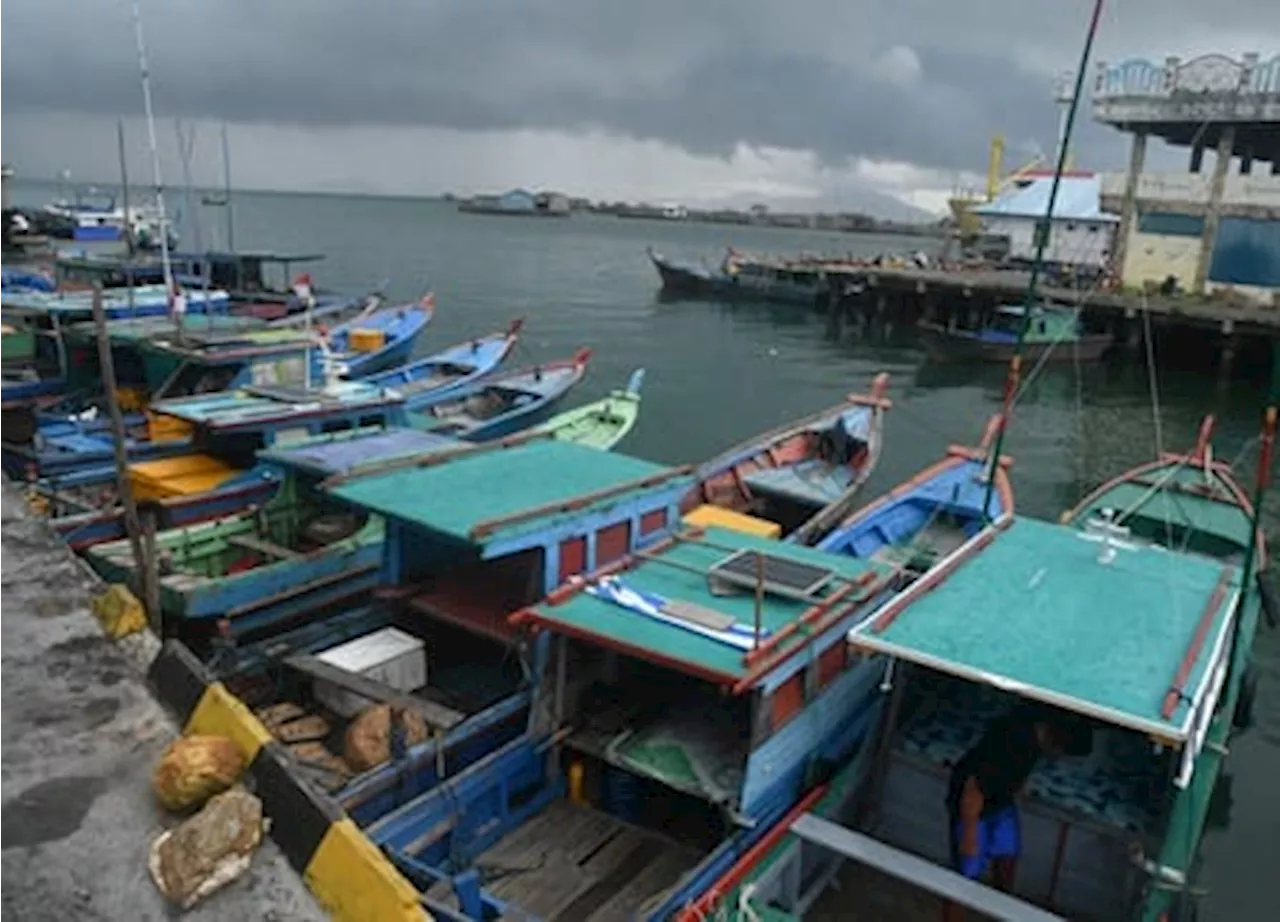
left=424, top=802, right=701, bottom=921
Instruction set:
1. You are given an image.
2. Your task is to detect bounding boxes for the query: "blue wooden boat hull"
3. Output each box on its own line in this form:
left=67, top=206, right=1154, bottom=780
left=325, top=302, right=434, bottom=379
left=363, top=323, right=523, bottom=412
left=410, top=349, right=591, bottom=443
left=54, top=470, right=279, bottom=551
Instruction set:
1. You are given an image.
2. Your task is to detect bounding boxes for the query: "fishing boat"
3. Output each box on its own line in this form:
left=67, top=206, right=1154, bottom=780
left=201, top=437, right=700, bottom=801
left=362, top=319, right=523, bottom=409
left=648, top=246, right=827, bottom=306
left=916, top=303, right=1112, bottom=363
left=84, top=427, right=458, bottom=639
left=320, top=296, right=435, bottom=379
left=320, top=297, right=435, bottom=379
left=678, top=375, right=891, bottom=545
left=0, top=284, right=233, bottom=406
left=529, top=367, right=645, bottom=450
left=780, top=405, right=1273, bottom=922
left=410, top=348, right=592, bottom=442
left=347, top=523, right=903, bottom=919
left=9, top=371, right=404, bottom=488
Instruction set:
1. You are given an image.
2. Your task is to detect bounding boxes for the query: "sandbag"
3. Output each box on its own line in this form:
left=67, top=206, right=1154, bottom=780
left=148, top=786, right=265, bottom=909
left=152, top=735, right=246, bottom=812
left=343, top=704, right=429, bottom=772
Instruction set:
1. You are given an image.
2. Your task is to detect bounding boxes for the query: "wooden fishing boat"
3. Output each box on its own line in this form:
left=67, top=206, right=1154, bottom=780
left=410, top=348, right=592, bottom=442
left=815, top=415, right=1013, bottom=565
left=362, top=319, right=523, bottom=410
left=348, top=524, right=905, bottom=919
left=322, top=296, right=435, bottom=379
left=12, top=374, right=405, bottom=490
left=917, top=303, right=1112, bottom=363
left=731, top=411, right=1274, bottom=922
left=678, top=374, right=891, bottom=546
left=0, top=288, right=232, bottom=414
left=648, top=246, right=826, bottom=306
left=203, top=437, right=700, bottom=800
left=84, top=427, right=458, bottom=638
left=529, top=367, right=645, bottom=450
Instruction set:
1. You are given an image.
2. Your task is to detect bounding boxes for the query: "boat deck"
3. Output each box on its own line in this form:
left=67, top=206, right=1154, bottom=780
left=423, top=801, right=700, bottom=921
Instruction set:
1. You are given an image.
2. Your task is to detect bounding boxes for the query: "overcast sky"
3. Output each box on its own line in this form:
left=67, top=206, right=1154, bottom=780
left=3, top=1, right=1276, bottom=216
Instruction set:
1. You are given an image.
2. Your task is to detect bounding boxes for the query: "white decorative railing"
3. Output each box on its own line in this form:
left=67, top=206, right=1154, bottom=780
left=1094, top=52, right=1280, bottom=99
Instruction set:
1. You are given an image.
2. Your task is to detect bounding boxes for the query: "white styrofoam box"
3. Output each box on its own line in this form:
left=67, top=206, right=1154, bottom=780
left=313, top=626, right=427, bottom=718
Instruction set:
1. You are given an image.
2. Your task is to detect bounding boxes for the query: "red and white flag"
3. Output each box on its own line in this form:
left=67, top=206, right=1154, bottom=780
left=292, top=273, right=314, bottom=303
left=168, top=282, right=187, bottom=317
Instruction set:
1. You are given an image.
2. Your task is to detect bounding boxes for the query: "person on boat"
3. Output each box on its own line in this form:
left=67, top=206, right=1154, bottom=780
left=943, top=705, right=1071, bottom=917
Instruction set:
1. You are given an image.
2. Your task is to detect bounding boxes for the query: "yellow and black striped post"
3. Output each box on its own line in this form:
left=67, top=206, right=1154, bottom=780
left=147, top=640, right=428, bottom=921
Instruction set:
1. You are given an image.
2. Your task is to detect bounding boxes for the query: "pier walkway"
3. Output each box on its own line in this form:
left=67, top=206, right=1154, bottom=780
left=0, top=482, right=324, bottom=921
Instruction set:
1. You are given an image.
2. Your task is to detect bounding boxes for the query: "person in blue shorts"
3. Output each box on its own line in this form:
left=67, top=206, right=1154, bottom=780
left=942, top=707, right=1068, bottom=920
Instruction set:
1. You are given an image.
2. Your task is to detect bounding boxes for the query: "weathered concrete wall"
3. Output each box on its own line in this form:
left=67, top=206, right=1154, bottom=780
left=1100, top=172, right=1280, bottom=219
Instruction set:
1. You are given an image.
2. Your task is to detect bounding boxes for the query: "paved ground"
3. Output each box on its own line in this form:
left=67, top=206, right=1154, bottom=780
left=0, top=483, right=326, bottom=921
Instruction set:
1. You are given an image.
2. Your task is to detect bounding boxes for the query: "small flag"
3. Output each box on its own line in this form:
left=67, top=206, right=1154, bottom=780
left=169, top=282, right=187, bottom=317
left=292, top=273, right=314, bottom=303
left=421, top=292, right=436, bottom=310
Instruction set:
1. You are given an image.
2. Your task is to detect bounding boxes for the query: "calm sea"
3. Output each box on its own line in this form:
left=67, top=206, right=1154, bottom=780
left=10, top=182, right=1278, bottom=918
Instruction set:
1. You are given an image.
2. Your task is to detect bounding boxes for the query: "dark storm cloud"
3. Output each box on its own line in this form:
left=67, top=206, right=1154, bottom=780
left=3, top=0, right=1274, bottom=172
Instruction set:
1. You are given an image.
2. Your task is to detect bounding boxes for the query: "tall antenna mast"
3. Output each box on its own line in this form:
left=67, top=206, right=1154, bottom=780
left=130, top=0, right=180, bottom=334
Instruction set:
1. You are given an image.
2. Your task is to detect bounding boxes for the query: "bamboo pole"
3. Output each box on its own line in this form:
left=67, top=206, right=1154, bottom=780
left=981, top=0, right=1105, bottom=520
left=91, top=285, right=161, bottom=633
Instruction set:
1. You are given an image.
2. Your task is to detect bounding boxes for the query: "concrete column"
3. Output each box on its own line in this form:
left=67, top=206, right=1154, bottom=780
left=1110, top=130, right=1148, bottom=282
left=1193, top=126, right=1237, bottom=295
left=1190, top=144, right=1205, bottom=173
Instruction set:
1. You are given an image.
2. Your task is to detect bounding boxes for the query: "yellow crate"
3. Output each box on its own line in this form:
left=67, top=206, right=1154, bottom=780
left=347, top=328, right=386, bottom=353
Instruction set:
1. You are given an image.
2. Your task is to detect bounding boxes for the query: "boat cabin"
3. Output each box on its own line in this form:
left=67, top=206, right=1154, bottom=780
left=783, top=515, right=1245, bottom=922
left=982, top=304, right=1082, bottom=344
left=340, top=502, right=905, bottom=921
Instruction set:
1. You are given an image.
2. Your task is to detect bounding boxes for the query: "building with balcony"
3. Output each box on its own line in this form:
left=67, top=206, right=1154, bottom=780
left=1093, top=52, right=1280, bottom=303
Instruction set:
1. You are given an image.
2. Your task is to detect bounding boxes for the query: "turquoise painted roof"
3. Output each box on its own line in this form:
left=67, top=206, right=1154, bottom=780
left=849, top=516, right=1240, bottom=739
left=326, top=439, right=691, bottom=546
left=525, top=526, right=892, bottom=684
left=152, top=381, right=399, bottom=427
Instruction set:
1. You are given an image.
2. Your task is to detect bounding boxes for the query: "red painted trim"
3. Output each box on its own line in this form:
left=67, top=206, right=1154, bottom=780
left=674, top=784, right=829, bottom=922
left=1191, top=414, right=1216, bottom=464
left=1162, top=567, right=1236, bottom=719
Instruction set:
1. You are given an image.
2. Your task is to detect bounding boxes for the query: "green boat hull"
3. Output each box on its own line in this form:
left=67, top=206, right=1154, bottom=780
left=532, top=368, right=644, bottom=451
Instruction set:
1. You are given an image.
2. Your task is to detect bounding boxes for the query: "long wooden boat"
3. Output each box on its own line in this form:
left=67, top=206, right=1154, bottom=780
left=740, top=409, right=1273, bottom=922
left=648, top=246, right=826, bottom=306
left=529, top=367, right=645, bottom=450
left=10, top=376, right=405, bottom=487
left=362, top=319, right=523, bottom=410
left=322, top=296, right=434, bottom=379
left=410, top=348, right=592, bottom=442
left=0, top=283, right=231, bottom=320
left=678, top=374, right=891, bottom=546
left=917, top=303, right=1112, bottom=363
left=204, top=437, right=701, bottom=800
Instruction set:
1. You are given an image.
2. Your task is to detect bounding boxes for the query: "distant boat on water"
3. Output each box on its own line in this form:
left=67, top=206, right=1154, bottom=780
left=458, top=188, right=571, bottom=217
left=917, top=302, right=1112, bottom=363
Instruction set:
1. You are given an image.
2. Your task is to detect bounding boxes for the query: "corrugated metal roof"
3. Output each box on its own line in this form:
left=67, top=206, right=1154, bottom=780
left=972, top=174, right=1118, bottom=222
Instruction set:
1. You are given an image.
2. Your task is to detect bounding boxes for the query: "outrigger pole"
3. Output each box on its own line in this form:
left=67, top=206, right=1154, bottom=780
left=981, top=0, right=1105, bottom=520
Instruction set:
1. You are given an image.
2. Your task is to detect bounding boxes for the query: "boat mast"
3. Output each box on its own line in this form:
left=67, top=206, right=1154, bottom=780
left=981, top=0, right=1105, bottom=520
left=129, top=0, right=180, bottom=337
left=221, top=122, right=235, bottom=252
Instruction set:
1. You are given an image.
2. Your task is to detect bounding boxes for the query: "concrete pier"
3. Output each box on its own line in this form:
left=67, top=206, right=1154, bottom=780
left=0, top=484, right=324, bottom=921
